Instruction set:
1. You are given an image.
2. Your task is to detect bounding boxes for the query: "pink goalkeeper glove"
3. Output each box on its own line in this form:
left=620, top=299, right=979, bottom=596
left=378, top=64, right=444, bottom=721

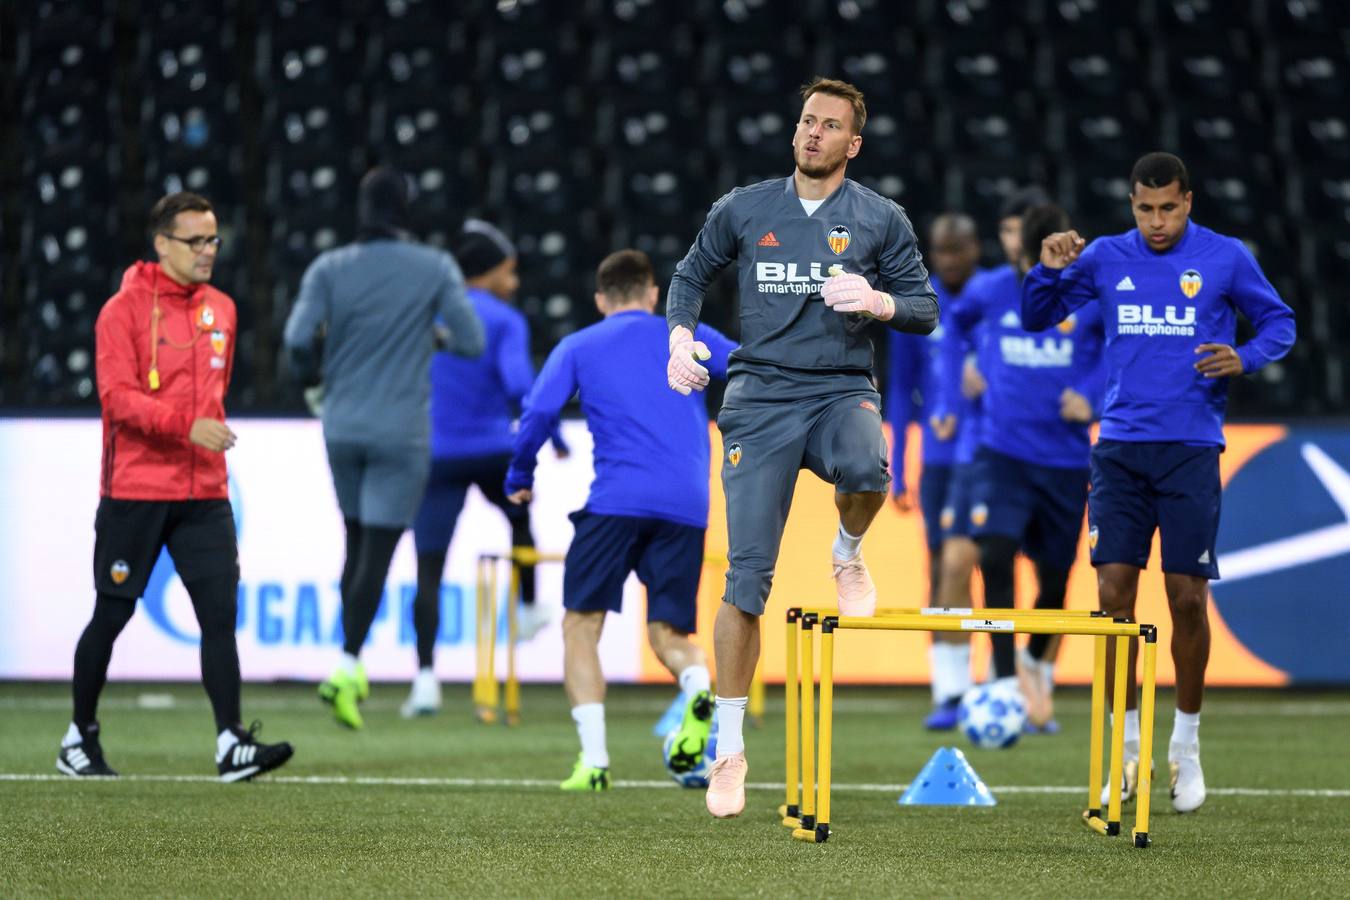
left=667, top=325, right=711, bottom=395
left=822, top=272, right=895, bottom=321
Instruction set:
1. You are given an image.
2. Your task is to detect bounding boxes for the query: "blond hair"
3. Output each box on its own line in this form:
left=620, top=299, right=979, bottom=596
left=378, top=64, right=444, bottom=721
left=800, top=77, right=867, bottom=134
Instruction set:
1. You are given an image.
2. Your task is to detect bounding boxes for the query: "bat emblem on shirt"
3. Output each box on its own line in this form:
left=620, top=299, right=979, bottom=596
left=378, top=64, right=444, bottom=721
left=728, top=443, right=743, bottom=467
left=827, top=225, right=851, bottom=255
left=1179, top=269, right=1203, bottom=299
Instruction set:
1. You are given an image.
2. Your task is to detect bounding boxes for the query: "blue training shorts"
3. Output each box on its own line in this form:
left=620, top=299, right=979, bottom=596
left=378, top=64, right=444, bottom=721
left=968, top=447, right=1089, bottom=570
left=918, top=463, right=954, bottom=552
left=1088, top=439, right=1221, bottom=579
left=563, top=511, right=705, bottom=633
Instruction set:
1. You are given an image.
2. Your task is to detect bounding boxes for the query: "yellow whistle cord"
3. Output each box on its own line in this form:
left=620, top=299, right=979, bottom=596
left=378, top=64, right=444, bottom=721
left=147, top=272, right=205, bottom=391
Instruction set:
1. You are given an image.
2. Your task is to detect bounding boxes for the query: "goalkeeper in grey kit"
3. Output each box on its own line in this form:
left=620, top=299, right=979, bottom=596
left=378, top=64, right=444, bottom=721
left=664, top=77, right=939, bottom=818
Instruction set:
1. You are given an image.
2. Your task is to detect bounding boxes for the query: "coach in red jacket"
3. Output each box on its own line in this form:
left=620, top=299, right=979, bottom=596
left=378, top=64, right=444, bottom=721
left=58, top=192, right=292, bottom=783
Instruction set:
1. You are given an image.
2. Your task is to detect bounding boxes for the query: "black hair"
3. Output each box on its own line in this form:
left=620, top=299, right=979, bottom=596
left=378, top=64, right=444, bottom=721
left=596, top=249, right=655, bottom=300
left=999, top=186, right=1051, bottom=222
left=1020, top=204, right=1072, bottom=264
left=1130, top=152, right=1190, bottom=194
left=148, top=192, right=212, bottom=239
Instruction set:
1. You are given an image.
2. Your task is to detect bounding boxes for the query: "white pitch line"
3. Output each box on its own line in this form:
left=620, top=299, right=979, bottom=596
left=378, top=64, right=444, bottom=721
left=2, top=772, right=1348, bottom=798
left=3, top=697, right=1350, bottom=717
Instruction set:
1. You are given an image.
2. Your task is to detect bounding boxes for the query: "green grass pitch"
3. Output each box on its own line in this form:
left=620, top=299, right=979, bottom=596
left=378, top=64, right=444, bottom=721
left=3, top=681, right=1349, bottom=898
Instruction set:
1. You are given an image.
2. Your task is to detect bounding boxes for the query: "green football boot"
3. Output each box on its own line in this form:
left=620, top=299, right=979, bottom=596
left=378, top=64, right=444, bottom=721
left=665, top=689, right=714, bottom=775
left=318, top=663, right=367, bottom=730
left=560, top=754, right=610, bottom=792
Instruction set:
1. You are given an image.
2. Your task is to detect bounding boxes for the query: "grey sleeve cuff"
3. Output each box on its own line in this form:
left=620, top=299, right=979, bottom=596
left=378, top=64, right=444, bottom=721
left=888, top=292, right=939, bottom=335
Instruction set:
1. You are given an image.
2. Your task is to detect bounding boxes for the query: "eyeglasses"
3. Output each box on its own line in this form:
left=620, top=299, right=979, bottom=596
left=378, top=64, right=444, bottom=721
left=163, top=233, right=223, bottom=252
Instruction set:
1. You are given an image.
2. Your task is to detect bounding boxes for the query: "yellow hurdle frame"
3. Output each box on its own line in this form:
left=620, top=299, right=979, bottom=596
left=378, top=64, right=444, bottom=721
left=781, top=606, right=1159, bottom=847
left=473, top=549, right=566, bottom=726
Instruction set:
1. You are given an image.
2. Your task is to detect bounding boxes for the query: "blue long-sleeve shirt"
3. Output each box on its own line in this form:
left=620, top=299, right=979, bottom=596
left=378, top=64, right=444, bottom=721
left=429, top=287, right=565, bottom=459
left=887, top=275, right=986, bottom=489
left=1022, top=221, right=1297, bottom=447
left=505, top=311, right=737, bottom=529
left=950, top=265, right=1106, bottom=468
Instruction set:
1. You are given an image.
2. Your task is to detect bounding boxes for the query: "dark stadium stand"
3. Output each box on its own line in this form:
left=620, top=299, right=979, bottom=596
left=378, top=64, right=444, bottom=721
left=4, top=0, right=1346, bottom=414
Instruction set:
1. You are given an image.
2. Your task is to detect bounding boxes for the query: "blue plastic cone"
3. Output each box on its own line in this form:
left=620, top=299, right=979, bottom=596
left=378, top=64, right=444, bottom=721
left=898, top=747, right=997, bottom=806
left=652, top=692, right=687, bottom=736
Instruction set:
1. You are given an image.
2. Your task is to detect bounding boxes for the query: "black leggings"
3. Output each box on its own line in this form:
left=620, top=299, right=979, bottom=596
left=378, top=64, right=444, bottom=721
left=340, top=518, right=404, bottom=658
left=73, top=572, right=242, bottom=732
left=977, top=536, right=1071, bottom=679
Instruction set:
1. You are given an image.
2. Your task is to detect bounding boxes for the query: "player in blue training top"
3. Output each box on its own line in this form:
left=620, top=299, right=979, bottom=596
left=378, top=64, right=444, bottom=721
left=505, top=250, right=736, bottom=793
left=666, top=77, right=938, bottom=819
left=885, top=212, right=987, bottom=730
left=949, top=202, right=1106, bottom=732
left=1023, top=152, right=1296, bottom=814
left=403, top=220, right=568, bottom=718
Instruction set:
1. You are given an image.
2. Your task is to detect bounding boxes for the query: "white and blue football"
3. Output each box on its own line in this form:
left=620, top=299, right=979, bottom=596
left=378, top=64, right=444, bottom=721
left=959, top=682, right=1027, bottom=750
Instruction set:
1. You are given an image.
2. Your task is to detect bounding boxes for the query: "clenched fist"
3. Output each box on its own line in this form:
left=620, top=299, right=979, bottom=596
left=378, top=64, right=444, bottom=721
left=667, top=325, right=711, bottom=395
left=1040, top=230, right=1087, bottom=270
left=821, top=272, right=895, bottom=321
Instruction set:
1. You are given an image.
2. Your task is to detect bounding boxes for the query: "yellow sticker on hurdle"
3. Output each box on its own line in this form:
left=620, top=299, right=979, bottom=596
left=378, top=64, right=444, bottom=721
left=961, top=618, right=1015, bottom=631
left=922, top=608, right=974, bottom=616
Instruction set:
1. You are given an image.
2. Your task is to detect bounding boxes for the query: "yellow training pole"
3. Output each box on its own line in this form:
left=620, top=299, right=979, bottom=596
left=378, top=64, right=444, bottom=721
left=781, top=610, right=801, bottom=827
left=749, top=665, right=765, bottom=727
left=813, top=621, right=835, bottom=843
left=1084, top=634, right=1108, bottom=834
left=795, top=616, right=817, bottom=839
left=1133, top=629, right=1158, bottom=848
left=483, top=559, right=501, bottom=715
left=473, top=556, right=495, bottom=723
left=504, top=561, right=521, bottom=726
left=1106, top=633, right=1129, bottom=836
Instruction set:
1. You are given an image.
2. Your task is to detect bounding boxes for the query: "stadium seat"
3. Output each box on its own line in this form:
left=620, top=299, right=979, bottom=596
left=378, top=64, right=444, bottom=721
left=1155, top=0, right=1235, bottom=33
left=1296, top=173, right=1350, bottom=230
left=260, top=13, right=358, bottom=90
left=1057, top=103, right=1155, bottom=164
left=1171, top=104, right=1272, bottom=169
left=1264, top=0, right=1350, bottom=35
left=1162, top=38, right=1259, bottom=101
left=706, top=34, right=810, bottom=96
left=715, top=99, right=795, bottom=176
left=1283, top=107, right=1350, bottom=167
left=1042, top=34, right=1136, bottom=99
left=939, top=103, right=1041, bottom=163
left=818, top=0, right=923, bottom=31
left=819, top=31, right=923, bottom=104
left=930, top=34, right=1033, bottom=101
left=489, top=160, right=596, bottom=219
left=1272, top=38, right=1348, bottom=104
left=930, top=0, right=1031, bottom=31
left=591, top=29, right=699, bottom=95
left=1042, top=0, right=1140, bottom=33
left=479, top=30, right=582, bottom=94
left=709, top=0, right=814, bottom=30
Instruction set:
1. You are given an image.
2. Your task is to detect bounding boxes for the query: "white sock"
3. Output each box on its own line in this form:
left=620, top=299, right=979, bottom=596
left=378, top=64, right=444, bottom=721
left=62, top=722, right=83, bottom=748
left=216, top=727, right=239, bottom=763
left=929, top=642, right=972, bottom=704
left=832, top=524, right=863, bottom=561
left=1110, top=709, right=1141, bottom=759
left=715, top=696, right=749, bottom=755
left=677, top=664, right=711, bottom=696
left=571, top=703, right=608, bottom=769
left=339, top=652, right=360, bottom=675
left=1170, top=710, right=1200, bottom=758
left=1042, top=661, right=1057, bottom=697
left=418, top=666, right=435, bottom=679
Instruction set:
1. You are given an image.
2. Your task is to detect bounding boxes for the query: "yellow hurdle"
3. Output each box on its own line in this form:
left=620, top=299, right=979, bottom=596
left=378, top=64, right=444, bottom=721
left=784, top=607, right=1160, bottom=847
left=473, top=549, right=566, bottom=726
left=1084, top=634, right=1108, bottom=834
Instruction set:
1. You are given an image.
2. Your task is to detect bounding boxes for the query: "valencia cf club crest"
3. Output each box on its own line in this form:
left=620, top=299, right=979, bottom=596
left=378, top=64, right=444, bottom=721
left=827, top=225, right=851, bottom=256
left=196, top=305, right=216, bottom=330
left=110, top=560, right=130, bottom=585
left=1088, top=526, right=1099, bottom=551
left=1179, top=269, right=1203, bottom=299
left=939, top=506, right=955, bottom=531
left=1056, top=313, right=1078, bottom=334
left=728, top=442, right=743, bottom=467
left=970, top=503, right=989, bottom=528
left=210, top=329, right=226, bottom=355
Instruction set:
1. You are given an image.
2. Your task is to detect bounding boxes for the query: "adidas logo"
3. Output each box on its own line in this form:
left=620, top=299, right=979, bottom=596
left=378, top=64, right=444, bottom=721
left=67, top=747, right=90, bottom=769
left=999, top=310, right=1021, bottom=328
left=231, top=744, right=257, bottom=766
left=1116, top=276, right=1136, bottom=291
left=757, top=231, right=780, bottom=247
left=1198, top=549, right=1210, bottom=564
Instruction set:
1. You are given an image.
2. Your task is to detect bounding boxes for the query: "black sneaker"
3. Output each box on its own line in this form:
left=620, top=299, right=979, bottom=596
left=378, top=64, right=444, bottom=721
left=217, top=721, right=294, bottom=783
left=56, top=722, right=118, bottom=777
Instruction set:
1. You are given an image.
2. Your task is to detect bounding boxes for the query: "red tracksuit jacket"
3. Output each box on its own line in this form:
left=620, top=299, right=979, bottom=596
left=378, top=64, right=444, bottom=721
left=95, top=261, right=237, bottom=500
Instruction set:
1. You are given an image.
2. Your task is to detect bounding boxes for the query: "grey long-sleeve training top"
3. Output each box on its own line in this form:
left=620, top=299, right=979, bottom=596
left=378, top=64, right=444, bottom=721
left=667, top=176, right=939, bottom=391
left=283, top=239, right=484, bottom=447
